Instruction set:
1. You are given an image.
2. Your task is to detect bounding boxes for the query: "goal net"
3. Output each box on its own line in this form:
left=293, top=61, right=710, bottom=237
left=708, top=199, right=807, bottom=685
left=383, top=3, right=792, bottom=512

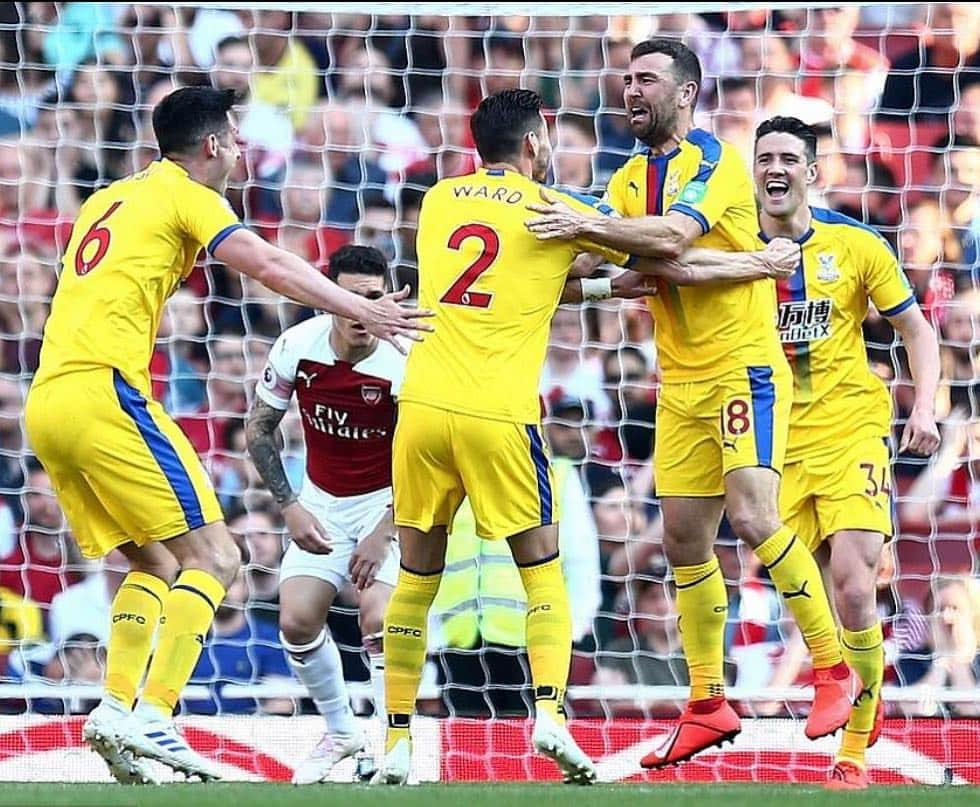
left=0, top=0, right=977, bottom=786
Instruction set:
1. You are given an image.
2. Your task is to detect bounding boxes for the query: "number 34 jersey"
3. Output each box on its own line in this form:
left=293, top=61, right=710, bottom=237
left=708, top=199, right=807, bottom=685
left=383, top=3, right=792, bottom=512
left=776, top=207, right=916, bottom=463
left=33, top=158, right=242, bottom=396
left=399, top=167, right=632, bottom=423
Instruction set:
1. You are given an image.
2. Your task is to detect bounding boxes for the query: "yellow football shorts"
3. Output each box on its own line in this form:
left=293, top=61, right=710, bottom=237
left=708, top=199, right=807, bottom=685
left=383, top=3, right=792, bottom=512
left=393, top=401, right=558, bottom=540
left=654, top=364, right=792, bottom=497
left=780, top=436, right=894, bottom=552
left=24, top=368, right=223, bottom=559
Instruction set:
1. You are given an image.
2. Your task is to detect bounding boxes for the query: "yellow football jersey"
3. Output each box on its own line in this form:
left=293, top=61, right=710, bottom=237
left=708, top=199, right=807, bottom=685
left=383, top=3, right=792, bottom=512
left=605, top=129, right=783, bottom=382
left=34, top=159, right=242, bottom=395
left=398, top=167, right=632, bottom=423
left=776, top=207, right=916, bottom=462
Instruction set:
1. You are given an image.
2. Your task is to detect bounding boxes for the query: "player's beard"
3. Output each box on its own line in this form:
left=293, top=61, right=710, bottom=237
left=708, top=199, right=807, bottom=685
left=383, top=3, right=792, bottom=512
left=633, top=104, right=678, bottom=150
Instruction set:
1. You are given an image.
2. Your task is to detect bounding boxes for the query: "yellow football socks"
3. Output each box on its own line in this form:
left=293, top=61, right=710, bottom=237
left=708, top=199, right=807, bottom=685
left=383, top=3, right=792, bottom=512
left=838, top=623, right=884, bottom=768
left=755, top=525, right=842, bottom=669
left=674, top=556, right=728, bottom=701
left=104, top=571, right=169, bottom=708
left=140, top=569, right=226, bottom=716
left=517, top=554, right=573, bottom=723
left=384, top=566, right=442, bottom=752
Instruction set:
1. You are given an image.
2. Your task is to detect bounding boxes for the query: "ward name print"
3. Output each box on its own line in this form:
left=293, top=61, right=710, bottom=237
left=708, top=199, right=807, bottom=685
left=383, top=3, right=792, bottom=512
left=778, top=298, right=833, bottom=343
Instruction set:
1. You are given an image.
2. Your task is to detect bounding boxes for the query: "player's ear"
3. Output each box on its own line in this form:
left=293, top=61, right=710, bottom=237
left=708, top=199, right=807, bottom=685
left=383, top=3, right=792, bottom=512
left=526, top=129, right=539, bottom=160
left=205, top=133, right=219, bottom=159
left=806, top=161, right=818, bottom=185
left=678, top=80, right=698, bottom=110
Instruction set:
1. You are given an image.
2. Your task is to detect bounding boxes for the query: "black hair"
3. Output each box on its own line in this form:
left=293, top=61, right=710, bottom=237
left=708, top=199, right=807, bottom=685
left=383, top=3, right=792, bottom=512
left=630, top=38, right=702, bottom=100
left=327, top=244, right=389, bottom=282
left=470, top=88, right=544, bottom=164
left=152, top=86, right=238, bottom=157
left=755, top=116, right=818, bottom=162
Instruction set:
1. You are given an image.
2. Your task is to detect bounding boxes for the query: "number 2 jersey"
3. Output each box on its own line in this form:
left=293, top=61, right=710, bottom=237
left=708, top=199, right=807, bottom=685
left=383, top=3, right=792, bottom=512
left=398, top=167, right=632, bottom=424
left=776, top=207, right=916, bottom=463
left=33, top=158, right=243, bottom=396
left=604, top=128, right=785, bottom=383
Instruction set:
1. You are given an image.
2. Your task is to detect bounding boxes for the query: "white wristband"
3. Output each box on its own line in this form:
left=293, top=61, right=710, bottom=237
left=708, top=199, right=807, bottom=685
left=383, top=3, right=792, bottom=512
left=581, top=277, right=612, bottom=301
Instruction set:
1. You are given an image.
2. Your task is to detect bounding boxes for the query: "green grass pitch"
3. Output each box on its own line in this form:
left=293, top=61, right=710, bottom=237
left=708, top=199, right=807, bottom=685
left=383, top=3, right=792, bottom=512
left=0, top=782, right=977, bottom=807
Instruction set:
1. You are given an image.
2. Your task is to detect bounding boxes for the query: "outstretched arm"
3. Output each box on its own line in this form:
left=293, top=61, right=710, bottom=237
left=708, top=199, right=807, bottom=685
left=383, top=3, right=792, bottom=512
left=633, top=239, right=800, bottom=285
left=214, top=229, right=432, bottom=354
left=245, top=398, right=332, bottom=555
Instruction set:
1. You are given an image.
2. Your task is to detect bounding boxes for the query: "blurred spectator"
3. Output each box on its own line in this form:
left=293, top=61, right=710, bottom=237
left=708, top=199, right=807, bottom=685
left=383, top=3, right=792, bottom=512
left=898, top=196, right=960, bottom=323
left=0, top=582, right=43, bottom=678
left=300, top=102, right=387, bottom=231
left=392, top=178, right=433, bottom=296
left=177, top=333, right=249, bottom=458
left=229, top=504, right=285, bottom=620
left=901, top=409, right=980, bottom=525
left=255, top=156, right=331, bottom=270
left=878, top=3, right=980, bottom=122
left=740, top=33, right=833, bottom=125
left=599, top=346, right=655, bottom=466
left=186, top=569, right=292, bottom=715
left=0, top=251, right=53, bottom=375
left=0, top=460, right=81, bottom=611
left=406, top=90, right=477, bottom=179
left=709, top=76, right=758, bottom=166
left=541, top=306, right=610, bottom=421
left=910, top=576, right=980, bottom=715
left=593, top=37, right=636, bottom=183
left=153, top=289, right=208, bottom=416
left=44, top=549, right=127, bottom=648
left=36, top=3, right=126, bottom=77
left=552, top=115, right=597, bottom=193
left=0, top=374, right=23, bottom=529
left=251, top=10, right=318, bottom=132
left=354, top=197, right=398, bottom=266
left=938, top=290, right=980, bottom=415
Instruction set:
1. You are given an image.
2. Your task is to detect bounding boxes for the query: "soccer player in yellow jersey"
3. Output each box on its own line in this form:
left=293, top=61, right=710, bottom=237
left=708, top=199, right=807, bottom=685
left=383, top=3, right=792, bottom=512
left=753, top=117, right=940, bottom=790
left=527, top=39, right=860, bottom=766
left=372, top=88, right=801, bottom=787
left=23, top=87, right=429, bottom=784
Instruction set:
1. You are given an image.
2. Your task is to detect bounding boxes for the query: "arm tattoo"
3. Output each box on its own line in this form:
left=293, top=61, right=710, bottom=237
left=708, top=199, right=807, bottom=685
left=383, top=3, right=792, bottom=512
left=245, top=399, right=294, bottom=506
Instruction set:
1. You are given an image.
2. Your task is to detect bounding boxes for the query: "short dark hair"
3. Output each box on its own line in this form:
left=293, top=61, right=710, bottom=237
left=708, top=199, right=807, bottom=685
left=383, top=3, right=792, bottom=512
left=630, top=38, right=702, bottom=98
left=327, top=244, right=388, bottom=282
left=470, top=88, right=544, bottom=164
left=755, top=116, right=818, bottom=162
left=152, top=86, right=237, bottom=157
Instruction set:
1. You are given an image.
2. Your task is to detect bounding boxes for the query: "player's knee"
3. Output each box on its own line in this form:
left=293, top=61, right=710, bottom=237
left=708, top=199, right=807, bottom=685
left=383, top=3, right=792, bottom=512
left=662, top=531, right=713, bottom=567
left=127, top=552, right=179, bottom=586
left=359, top=611, right=384, bottom=641
left=726, top=504, right=779, bottom=547
left=279, top=608, right=324, bottom=648
left=835, top=576, right=876, bottom=630
left=189, top=533, right=241, bottom=588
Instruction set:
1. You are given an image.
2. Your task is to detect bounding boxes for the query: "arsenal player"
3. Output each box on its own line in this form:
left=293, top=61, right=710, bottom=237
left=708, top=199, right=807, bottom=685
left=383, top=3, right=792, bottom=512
left=246, top=244, right=404, bottom=784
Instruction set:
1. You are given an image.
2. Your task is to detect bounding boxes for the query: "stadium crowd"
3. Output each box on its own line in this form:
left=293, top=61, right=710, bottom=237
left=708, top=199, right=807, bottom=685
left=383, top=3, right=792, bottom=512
left=0, top=4, right=979, bottom=720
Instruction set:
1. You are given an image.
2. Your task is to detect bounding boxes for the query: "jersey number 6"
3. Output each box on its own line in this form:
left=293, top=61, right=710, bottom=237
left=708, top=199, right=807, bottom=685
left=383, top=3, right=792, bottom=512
left=75, top=201, right=123, bottom=276
left=440, top=223, right=499, bottom=308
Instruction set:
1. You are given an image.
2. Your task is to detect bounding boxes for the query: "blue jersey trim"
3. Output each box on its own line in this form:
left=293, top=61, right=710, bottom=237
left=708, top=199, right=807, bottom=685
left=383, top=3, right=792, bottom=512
left=207, top=223, right=246, bottom=255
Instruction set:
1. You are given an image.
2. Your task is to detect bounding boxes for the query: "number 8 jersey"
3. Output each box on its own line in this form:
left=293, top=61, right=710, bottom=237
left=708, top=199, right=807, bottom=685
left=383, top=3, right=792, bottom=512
left=34, top=158, right=242, bottom=396
left=399, top=167, right=632, bottom=423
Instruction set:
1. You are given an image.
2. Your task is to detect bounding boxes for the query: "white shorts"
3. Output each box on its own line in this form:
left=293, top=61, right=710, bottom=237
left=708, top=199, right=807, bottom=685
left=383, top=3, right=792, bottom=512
left=279, top=483, right=400, bottom=592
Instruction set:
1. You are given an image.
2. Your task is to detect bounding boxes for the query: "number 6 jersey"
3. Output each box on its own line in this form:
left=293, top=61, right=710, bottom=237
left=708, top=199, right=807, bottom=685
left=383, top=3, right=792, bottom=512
left=399, top=167, right=631, bottom=423
left=34, top=158, right=242, bottom=396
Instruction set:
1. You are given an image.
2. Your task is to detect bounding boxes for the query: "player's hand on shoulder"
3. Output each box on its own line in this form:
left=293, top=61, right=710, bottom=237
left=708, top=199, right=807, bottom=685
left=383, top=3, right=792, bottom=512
left=282, top=501, right=333, bottom=555
left=900, top=405, right=941, bottom=457
left=525, top=188, right=587, bottom=240
left=349, top=528, right=391, bottom=592
left=360, top=286, right=434, bottom=355
left=760, top=237, right=800, bottom=278
left=611, top=269, right=659, bottom=299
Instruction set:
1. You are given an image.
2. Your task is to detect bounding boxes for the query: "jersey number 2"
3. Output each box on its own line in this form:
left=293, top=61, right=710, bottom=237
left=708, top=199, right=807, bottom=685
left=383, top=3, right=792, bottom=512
left=75, top=201, right=123, bottom=276
left=440, top=224, right=499, bottom=308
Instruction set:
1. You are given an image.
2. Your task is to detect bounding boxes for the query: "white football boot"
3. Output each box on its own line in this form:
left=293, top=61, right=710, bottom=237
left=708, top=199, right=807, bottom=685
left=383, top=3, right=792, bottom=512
left=118, top=706, right=221, bottom=782
left=82, top=700, right=159, bottom=785
left=370, top=737, right=411, bottom=785
left=291, top=731, right=367, bottom=785
left=532, top=710, right=596, bottom=785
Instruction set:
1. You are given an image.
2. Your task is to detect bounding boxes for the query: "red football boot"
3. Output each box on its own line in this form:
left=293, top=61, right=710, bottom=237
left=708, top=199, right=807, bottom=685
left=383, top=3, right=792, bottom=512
left=824, top=760, right=869, bottom=790
left=640, top=699, right=741, bottom=769
left=806, top=662, right=861, bottom=740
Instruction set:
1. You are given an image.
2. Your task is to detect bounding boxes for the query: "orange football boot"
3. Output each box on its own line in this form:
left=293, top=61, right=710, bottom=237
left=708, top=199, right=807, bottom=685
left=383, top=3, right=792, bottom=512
left=824, top=760, right=869, bottom=790
left=806, top=662, right=861, bottom=740
left=640, top=699, right=741, bottom=769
